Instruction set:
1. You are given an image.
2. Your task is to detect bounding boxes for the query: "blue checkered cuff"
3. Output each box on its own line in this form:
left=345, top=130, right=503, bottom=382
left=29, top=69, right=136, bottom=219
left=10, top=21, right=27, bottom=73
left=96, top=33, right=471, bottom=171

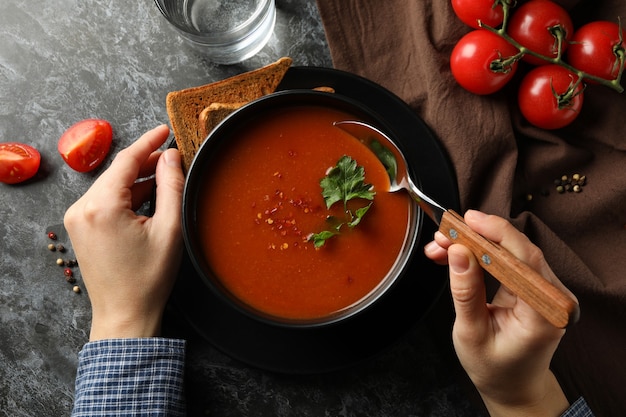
left=562, top=397, right=594, bottom=417
left=72, top=338, right=186, bottom=417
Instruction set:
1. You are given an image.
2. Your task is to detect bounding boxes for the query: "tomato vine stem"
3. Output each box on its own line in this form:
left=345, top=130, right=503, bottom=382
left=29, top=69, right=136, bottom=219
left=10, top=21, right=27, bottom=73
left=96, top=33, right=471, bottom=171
left=554, top=75, right=585, bottom=110
left=481, top=0, right=625, bottom=93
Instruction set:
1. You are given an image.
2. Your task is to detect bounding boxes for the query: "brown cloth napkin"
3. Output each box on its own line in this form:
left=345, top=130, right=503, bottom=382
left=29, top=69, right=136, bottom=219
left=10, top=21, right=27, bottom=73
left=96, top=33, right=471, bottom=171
left=316, top=0, right=626, bottom=415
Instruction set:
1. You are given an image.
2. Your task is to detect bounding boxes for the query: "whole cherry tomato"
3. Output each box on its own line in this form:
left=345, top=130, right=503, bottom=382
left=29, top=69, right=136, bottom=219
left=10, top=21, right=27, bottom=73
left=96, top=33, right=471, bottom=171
left=567, top=21, right=626, bottom=82
left=518, top=65, right=584, bottom=129
left=0, top=142, right=41, bottom=184
left=450, top=29, right=519, bottom=95
left=58, top=119, right=113, bottom=172
left=508, top=0, right=574, bottom=66
left=451, top=0, right=504, bottom=30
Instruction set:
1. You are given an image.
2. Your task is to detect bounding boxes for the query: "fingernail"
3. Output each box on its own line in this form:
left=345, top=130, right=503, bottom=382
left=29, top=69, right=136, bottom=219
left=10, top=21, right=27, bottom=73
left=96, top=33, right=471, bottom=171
left=424, top=240, right=438, bottom=254
left=449, top=251, right=470, bottom=274
left=163, top=149, right=180, bottom=167
left=466, top=209, right=487, bottom=221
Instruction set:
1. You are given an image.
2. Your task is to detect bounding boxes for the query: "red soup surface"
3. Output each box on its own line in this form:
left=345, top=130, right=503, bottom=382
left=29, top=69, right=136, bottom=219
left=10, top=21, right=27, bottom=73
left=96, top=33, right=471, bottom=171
left=197, top=105, right=411, bottom=320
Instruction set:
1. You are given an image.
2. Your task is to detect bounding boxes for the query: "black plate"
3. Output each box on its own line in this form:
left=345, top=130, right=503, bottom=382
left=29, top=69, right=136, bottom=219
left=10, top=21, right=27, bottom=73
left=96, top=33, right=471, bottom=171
left=169, top=66, right=459, bottom=374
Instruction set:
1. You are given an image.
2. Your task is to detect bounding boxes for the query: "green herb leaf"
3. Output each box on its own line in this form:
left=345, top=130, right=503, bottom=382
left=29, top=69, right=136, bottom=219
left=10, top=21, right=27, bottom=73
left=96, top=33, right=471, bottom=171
left=348, top=202, right=373, bottom=228
left=369, top=140, right=397, bottom=183
left=310, top=229, right=340, bottom=248
left=309, top=156, right=375, bottom=247
left=320, top=155, right=375, bottom=210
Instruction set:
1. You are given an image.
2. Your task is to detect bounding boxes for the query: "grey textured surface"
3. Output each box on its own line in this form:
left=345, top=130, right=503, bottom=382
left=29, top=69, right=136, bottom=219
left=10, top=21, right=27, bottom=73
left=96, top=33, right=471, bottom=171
left=0, top=0, right=482, bottom=415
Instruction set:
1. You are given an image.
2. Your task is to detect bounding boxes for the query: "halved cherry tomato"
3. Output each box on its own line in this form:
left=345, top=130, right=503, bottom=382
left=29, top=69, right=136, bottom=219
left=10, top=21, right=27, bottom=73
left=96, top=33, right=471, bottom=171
left=450, top=29, right=520, bottom=95
left=451, top=0, right=504, bottom=30
left=58, top=119, right=113, bottom=172
left=0, top=142, right=41, bottom=184
left=567, top=21, right=626, bottom=82
left=508, top=0, right=574, bottom=66
left=518, top=65, right=584, bottom=130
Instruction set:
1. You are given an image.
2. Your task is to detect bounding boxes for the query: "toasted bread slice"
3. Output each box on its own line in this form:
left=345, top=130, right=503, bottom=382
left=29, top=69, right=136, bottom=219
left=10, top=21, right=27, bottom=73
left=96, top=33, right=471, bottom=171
left=198, top=101, right=247, bottom=140
left=312, top=86, right=335, bottom=93
left=197, top=87, right=336, bottom=141
left=166, top=57, right=292, bottom=172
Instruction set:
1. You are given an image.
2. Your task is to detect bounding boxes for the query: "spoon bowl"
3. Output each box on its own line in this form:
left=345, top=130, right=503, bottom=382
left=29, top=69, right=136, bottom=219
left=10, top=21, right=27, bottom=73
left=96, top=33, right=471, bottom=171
left=334, top=120, right=446, bottom=224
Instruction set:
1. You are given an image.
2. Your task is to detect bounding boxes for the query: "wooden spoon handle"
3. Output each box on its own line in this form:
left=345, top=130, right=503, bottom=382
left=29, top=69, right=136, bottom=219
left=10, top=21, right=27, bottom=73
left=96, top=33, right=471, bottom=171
left=439, top=210, right=580, bottom=328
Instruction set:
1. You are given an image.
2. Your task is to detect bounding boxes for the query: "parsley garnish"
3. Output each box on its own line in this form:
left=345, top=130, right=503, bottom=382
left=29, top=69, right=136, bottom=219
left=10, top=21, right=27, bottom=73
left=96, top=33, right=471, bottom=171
left=310, top=156, right=375, bottom=248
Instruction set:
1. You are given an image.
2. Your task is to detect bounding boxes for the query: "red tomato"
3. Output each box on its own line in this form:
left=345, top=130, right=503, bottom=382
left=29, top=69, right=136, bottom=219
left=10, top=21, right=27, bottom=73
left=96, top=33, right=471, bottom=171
left=450, top=29, right=519, bottom=95
left=508, top=0, right=574, bottom=66
left=518, top=65, right=584, bottom=129
left=0, top=142, right=41, bottom=184
left=58, top=119, right=113, bottom=172
left=567, top=21, right=626, bottom=82
left=451, top=0, right=504, bottom=30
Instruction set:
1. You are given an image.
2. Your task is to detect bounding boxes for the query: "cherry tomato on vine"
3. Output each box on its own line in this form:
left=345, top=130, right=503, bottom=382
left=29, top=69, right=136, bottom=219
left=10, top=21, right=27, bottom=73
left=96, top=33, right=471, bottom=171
left=58, top=119, right=113, bottom=172
left=508, top=0, right=574, bottom=66
left=518, top=65, right=584, bottom=130
left=0, top=142, right=41, bottom=184
left=451, top=0, right=504, bottom=30
left=567, top=21, right=626, bottom=82
left=450, top=29, right=519, bottom=95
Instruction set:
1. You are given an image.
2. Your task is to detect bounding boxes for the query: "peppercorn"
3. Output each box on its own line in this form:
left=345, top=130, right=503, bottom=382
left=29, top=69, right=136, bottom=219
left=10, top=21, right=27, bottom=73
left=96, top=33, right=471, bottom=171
left=65, top=275, right=76, bottom=284
left=65, top=259, right=78, bottom=267
left=47, top=243, right=56, bottom=251
left=72, top=286, right=81, bottom=294
left=63, top=268, right=73, bottom=277
left=56, top=258, right=64, bottom=266
left=47, top=232, right=57, bottom=240
left=554, top=173, right=587, bottom=195
left=56, top=244, right=65, bottom=252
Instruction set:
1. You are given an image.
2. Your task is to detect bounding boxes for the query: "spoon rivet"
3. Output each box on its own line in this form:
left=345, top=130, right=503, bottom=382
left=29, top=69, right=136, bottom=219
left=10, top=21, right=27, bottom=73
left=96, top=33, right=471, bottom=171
left=449, top=229, right=458, bottom=240
left=481, top=254, right=492, bottom=265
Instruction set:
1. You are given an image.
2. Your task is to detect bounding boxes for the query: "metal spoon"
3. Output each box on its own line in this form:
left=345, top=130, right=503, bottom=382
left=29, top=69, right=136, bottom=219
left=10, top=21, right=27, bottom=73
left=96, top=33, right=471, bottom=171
left=335, top=120, right=580, bottom=328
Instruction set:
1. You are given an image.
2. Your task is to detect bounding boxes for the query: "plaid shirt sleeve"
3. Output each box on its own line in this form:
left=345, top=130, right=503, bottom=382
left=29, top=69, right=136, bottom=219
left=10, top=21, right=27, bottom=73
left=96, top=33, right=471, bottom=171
left=71, top=338, right=186, bottom=417
left=561, top=397, right=595, bottom=417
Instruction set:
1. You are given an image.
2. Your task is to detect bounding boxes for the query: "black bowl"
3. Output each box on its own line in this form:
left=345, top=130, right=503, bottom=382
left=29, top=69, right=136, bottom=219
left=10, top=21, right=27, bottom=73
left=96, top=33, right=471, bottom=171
left=182, top=89, right=422, bottom=328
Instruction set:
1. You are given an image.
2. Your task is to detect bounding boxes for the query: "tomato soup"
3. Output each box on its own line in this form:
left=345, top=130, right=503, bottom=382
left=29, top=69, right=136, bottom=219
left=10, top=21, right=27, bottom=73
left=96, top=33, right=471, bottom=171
left=196, top=105, right=412, bottom=321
